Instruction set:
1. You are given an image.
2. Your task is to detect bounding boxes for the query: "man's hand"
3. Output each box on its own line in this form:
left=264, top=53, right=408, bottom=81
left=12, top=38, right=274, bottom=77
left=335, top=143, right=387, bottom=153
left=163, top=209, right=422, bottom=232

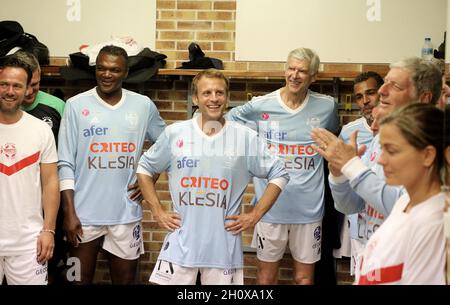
left=36, top=231, right=55, bottom=264
left=63, top=211, right=83, bottom=248
left=311, top=128, right=366, bottom=170
left=224, top=211, right=257, bottom=235
left=154, top=210, right=182, bottom=231
left=128, top=182, right=143, bottom=202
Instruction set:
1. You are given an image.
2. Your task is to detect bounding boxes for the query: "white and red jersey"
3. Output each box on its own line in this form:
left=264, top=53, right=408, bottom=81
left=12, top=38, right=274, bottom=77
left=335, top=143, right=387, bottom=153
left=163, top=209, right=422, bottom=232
left=355, top=192, right=446, bottom=285
left=0, top=112, right=57, bottom=256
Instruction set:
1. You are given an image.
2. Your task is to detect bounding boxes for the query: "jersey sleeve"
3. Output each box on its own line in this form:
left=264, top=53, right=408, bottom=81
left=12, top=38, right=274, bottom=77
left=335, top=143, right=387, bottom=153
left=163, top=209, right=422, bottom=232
left=224, top=100, right=258, bottom=131
left=343, top=158, right=404, bottom=216
left=246, top=133, right=289, bottom=183
left=40, top=123, right=58, bottom=164
left=137, top=128, right=172, bottom=176
left=146, top=99, right=167, bottom=143
left=57, top=100, right=78, bottom=181
left=329, top=176, right=365, bottom=214
left=326, top=100, right=340, bottom=135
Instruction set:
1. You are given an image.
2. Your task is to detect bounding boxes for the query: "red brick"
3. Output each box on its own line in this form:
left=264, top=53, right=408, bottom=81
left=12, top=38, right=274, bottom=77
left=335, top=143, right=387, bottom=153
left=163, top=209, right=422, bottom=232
left=177, top=1, right=212, bottom=10
left=213, top=1, right=236, bottom=10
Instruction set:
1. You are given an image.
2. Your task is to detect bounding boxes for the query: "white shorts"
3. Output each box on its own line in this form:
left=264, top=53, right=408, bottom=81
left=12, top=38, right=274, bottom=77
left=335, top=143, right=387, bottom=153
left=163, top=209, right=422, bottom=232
left=80, top=222, right=144, bottom=260
left=333, top=215, right=351, bottom=258
left=350, top=239, right=365, bottom=276
left=0, top=252, right=48, bottom=285
left=251, top=221, right=322, bottom=264
left=150, top=260, right=243, bottom=285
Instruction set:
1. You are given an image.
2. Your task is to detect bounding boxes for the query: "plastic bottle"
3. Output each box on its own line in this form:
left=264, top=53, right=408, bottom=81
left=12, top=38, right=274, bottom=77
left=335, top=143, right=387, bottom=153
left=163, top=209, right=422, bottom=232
left=421, top=37, right=433, bottom=60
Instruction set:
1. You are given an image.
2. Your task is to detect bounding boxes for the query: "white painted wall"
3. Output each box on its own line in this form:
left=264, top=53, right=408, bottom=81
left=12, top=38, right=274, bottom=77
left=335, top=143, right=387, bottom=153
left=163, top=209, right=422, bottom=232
left=0, top=0, right=156, bottom=57
left=236, top=0, right=448, bottom=63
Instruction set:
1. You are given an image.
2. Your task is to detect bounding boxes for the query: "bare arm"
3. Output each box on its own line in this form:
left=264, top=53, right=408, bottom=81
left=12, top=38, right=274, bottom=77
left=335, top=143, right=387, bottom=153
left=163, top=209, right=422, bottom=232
left=37, top=162, right=60, bottom=264
left=225, top=183, right=282, bottom=235
left=137, top=173, right=181, bottom=231
left=61, top=188, right=83, bottom=247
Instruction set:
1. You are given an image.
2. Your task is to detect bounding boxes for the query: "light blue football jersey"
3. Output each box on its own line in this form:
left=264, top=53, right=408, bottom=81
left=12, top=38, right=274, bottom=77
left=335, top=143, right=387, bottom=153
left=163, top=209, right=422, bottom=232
left=226, top=89, right=339, bottom=223
left=331, top=133, right=405, bottom=244
left=338, top=117, right=373, bottom=240
left=137, top=119, right=288, bottom=268
left=58, top=88, right=166, bottom=225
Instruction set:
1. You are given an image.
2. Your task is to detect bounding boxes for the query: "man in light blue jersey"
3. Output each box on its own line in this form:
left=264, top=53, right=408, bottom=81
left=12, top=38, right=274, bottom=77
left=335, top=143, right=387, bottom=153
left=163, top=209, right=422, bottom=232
left=58, top=45, right=166, bottom=284
left=311, top=57, right=442, bottom=255
left=137, top=69, right=289, bottom=285
left=226, top=48, right=339, bottom=285
left=333, top=72, right=383, bottom=275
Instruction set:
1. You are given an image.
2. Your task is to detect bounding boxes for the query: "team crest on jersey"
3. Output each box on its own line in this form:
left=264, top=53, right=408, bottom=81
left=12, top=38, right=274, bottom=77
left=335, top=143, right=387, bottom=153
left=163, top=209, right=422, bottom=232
left=81, top=109, right=90, bottom=117
left=163, top=242, right=170, bottom=251
left=370, top=151, right=377, bottom=162
left=261, top=112, right=270, bottom=120
left=132, top=224, right=141, bottom=241
left=313, top=226, right=321, bottom=241
left=176, top=139, right=184, bottom=148
left=0, top=143, right=17, bottom=160
left=42, top=116, right=53, bottom=128
left=90, top=116, right=100, bottom=124
left=125, top=112, right=139, bottom=130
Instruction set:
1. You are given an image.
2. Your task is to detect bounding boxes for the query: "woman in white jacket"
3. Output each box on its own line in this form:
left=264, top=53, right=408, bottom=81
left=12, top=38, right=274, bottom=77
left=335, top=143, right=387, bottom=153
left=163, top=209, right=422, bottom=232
left=355, top=103, right=446, bottom=285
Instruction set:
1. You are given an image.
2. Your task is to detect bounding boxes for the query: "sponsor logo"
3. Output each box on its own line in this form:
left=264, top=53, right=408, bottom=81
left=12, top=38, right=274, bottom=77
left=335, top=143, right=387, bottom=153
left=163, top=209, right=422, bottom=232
left=89, top=142, right=136, bottom=153
left=176, top=139, right=184, bottom=148
left=81, top=109, right=90, bottom=117
left=87, top=156, right=135, bottom=169
left=370, top=151, right=377, bottom=162
left=83, top=125, right=108, bottom=137
left=313, top=226, right=321, bottom=241
left=42, top=116, right=53, bottom=128
left=267, top=143, right=316, bottom=156
left=133, top=224, right=141, bottom=241
left=261, top=113, right=269, bottom=120
left=180, top=176, right=229, bottom=190
left=177, top=157, right=199, bottom=169
left=265, top=129, right=287, bottom=140
left=223, top=269, right=234, bottom=275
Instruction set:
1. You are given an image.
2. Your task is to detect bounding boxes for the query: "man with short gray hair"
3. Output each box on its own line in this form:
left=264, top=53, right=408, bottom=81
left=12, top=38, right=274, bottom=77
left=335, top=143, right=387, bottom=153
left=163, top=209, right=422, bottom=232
left=311, top=57, right=442, bottom=269
left=226, top=47, right=339, bottom=285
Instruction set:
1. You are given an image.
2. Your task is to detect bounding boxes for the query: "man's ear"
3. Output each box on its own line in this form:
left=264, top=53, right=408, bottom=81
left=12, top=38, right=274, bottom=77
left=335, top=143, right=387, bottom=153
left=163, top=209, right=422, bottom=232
left=422, top=145, right=437, bottom=167
left=419, top=91, right=433, bottom=104
left=25, top=84, right=33, bottom=97
left=192, top=94, right=198, bottom=106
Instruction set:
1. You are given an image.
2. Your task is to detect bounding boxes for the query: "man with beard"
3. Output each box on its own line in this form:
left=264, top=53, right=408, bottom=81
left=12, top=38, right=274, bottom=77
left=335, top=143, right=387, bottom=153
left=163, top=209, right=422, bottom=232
left=0, top=56, right=59, bottom=284
left=333, top=72, right=383, bottom=275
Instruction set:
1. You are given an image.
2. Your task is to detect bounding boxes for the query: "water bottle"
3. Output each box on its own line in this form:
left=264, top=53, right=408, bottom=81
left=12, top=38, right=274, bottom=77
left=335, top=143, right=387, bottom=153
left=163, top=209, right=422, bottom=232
left=421, top=37, right=433, bottom=60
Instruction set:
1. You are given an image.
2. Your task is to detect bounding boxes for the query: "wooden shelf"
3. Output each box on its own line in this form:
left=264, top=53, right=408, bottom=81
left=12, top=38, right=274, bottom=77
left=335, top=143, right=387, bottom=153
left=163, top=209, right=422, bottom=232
left=41, top=66, right=364, bottom=81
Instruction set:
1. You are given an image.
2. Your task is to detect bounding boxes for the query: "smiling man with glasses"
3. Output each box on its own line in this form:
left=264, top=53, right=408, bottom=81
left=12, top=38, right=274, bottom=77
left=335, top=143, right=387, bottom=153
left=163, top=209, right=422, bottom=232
left=311, top=57, right=442, bottom=262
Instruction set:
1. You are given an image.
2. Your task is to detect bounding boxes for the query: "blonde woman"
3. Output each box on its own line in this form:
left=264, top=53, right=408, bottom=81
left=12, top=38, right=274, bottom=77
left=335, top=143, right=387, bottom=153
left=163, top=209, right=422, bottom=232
left=356, top=103, right=445, bottom=285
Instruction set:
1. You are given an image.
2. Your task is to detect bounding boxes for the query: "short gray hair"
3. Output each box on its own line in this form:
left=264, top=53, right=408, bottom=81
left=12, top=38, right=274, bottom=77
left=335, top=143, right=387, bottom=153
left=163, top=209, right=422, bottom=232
left=287, top=48, right=320, bottom=75
left=390, top=57, right=442, bottom=105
